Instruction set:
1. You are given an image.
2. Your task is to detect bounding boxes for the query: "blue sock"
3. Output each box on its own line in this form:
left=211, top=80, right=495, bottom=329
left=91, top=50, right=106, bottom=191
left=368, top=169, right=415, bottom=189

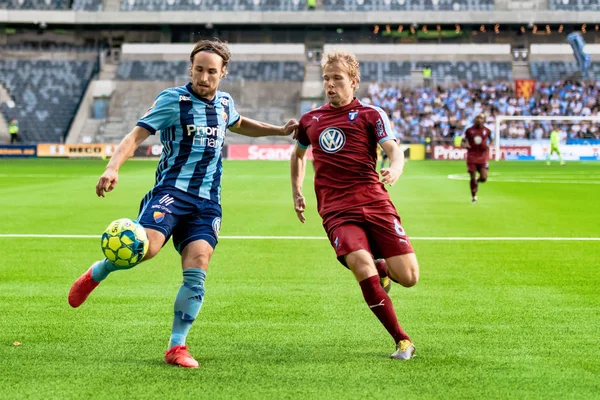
left=168, top=268, right=206, bottom=349
left=90, top=259, right=118, bottom=282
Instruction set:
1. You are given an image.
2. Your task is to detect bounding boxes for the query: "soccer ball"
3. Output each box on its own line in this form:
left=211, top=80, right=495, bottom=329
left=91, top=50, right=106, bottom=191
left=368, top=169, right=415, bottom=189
left=101, top=218, right=149, bottom=267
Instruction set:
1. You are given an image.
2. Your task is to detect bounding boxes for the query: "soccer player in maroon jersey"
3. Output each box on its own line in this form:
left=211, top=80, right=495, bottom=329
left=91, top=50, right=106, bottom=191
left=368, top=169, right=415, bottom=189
left=290, top=50, right=419, bottom=360
left=462, top=113, right=492, bottom=204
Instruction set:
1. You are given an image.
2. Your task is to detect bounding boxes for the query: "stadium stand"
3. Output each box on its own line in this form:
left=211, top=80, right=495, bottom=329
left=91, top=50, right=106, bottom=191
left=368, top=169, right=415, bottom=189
left=359, top=62, right=512, bottom=82
left=549, top=0, right=600, bottom=10
left=0, top=59, right=97, bottom=142
left=530, top=62, right=600, bottom=81
left=0, top=43, right=107, bottom=52
left=365, top=80, right=600, bottom=142
left=121, top=0, right=306, bottom=11
left=322, top=0, right=494, bottom=11
left=117, top=61, right=305, bottom=82
left=1, top=0, right=70, bottom=9
left=72, top=0, right=104, bottom=11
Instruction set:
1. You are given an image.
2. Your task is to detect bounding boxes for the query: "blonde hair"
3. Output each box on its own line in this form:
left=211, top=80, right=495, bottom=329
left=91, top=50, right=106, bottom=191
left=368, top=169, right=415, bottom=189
left=321, top=49, right=360, bottom=85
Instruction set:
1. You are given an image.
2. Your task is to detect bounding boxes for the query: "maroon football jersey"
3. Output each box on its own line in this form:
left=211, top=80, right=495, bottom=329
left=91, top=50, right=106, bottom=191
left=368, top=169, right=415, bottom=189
left=296, top=98, right=396, bottom=221
left=463, top=125, right=491, bottom=163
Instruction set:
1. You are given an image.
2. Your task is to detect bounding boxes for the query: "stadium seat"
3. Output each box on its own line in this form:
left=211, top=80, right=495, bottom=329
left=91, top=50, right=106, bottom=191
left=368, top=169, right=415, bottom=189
left=120, top=0, right=305, bottom=11
left=530, top=61, right=600, bottom=81
left=0, top=59, right=96, bottom=142
left=322, top=0, right=493, bottom=11
left=549, top=0, right=600, bottom=10
left=72, top=0, right=104, bottom=11
left=359, top=61, right=511, bottom=82
left=117, top=61, right=305, bottom=81
left=2, top=0, right=70, bottom=9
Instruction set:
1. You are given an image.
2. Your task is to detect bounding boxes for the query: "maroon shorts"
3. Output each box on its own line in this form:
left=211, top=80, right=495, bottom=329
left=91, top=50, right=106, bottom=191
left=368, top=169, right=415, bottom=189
left=467, top=161, right=489, bottom=173
left=323, top=200, right=414, bottom=267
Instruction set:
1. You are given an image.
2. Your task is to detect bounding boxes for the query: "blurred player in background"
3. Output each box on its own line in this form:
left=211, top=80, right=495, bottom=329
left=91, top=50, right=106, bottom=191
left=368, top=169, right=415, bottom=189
left=462, top=113, right=492, bottom=204
left=547, top=126, right=565, bottom=166
left=290, top=50, right=419, bottom=360
left=68, top=39, right=298, bottom=368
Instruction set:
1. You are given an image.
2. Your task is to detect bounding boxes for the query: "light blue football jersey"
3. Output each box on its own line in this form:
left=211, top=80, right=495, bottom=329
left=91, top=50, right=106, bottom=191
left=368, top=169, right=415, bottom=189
left=136, top=83, right=240, bottom=204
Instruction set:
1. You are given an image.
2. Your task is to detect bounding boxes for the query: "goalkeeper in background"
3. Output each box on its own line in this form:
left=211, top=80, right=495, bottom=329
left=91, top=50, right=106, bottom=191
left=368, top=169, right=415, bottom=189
left=547, top=126, right=565, bottom=166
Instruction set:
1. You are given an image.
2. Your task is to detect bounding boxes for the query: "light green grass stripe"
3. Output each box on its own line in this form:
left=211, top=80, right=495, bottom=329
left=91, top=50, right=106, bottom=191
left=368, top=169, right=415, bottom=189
left=1, top=234, right=600, bottom=241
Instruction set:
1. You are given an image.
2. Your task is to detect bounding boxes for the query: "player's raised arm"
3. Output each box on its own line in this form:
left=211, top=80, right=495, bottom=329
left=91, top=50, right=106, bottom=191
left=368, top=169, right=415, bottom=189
left=229, top=116, right=298, bottom=137
left=380, top=139, right=404, bottom=186
left=96, top=126, right=151, bottom=198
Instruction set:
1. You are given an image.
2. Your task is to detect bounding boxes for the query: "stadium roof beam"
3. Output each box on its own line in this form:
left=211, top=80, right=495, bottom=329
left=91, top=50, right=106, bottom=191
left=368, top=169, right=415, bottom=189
left=1, top=10, right=599, bottom=25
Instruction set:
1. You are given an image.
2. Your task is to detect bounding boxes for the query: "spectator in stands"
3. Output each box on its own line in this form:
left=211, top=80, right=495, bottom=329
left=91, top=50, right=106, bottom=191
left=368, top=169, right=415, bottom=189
left=422, top=65, right=432, bottom=88
left=9, top=119, right=20, bottom=143
left=368, top=80, right=600, bottom=143
left=307, top=0, right=316, bottom=9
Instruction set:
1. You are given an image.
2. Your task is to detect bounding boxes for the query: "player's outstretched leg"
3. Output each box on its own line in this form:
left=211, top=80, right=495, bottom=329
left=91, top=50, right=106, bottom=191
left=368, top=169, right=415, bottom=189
left=348, top=251, right=415, bottom=360
left=165, top=268, right=206, bottom=369
left=69, top=229, right=163, bottom=308
left=68, top=259, right=116, bottom=308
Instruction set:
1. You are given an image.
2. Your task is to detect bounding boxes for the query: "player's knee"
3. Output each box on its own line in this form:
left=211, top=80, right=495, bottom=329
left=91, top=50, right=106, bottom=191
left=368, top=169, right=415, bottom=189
left=182, top=251, right=211, bottom=270
left=141, top=228, right=166, bottom=261
left=388, top=256, right=419, bottom=287
left=142, top=241, right=161, bottom=261
left=400, top=270, right=419, bottom=288
left=479, top=177, right=487, bottom=183
left=346, top=251, right=377, bottom=282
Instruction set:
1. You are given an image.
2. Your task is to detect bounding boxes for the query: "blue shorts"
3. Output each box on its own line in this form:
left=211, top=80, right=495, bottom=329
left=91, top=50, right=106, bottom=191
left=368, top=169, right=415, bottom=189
left=137, top=186, right=222, bottom=254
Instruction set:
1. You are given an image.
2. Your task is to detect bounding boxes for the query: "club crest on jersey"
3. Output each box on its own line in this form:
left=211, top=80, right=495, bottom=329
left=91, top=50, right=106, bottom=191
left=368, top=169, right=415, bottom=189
left=348, top=111, right=359, bottom=121
left=212, top=217, right=221, bottom=237
left=142, top=100, right=158, bottom=118
left=220, top=97, right=229, bottom=106
left=153, top=211, right=165, bottom=223
left=319, top=127, right=346, bottom=153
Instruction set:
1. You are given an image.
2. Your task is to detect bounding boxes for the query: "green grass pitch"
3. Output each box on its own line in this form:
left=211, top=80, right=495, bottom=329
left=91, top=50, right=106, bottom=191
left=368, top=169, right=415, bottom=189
left=1, top=158, right=599, bottom=399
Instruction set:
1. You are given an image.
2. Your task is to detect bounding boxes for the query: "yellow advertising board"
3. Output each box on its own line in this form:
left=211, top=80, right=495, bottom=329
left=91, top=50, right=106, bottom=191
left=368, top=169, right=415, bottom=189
left=37, top=144, right=117, bottom=158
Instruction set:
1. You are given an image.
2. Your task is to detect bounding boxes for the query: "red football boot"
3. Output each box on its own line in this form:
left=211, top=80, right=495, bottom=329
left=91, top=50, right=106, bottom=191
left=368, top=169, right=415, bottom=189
left=68, top=266, right=101, bottom=308
left=164, top=345, right=199, bottom=368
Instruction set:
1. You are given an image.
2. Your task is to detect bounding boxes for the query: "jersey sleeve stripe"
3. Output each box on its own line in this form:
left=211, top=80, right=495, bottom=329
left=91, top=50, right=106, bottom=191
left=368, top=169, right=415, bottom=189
left=137, top=121, right=157, bottom=135
left=358, top=100, right=395, bottom=139
left=378, top=136, right=395, bottom=145
left=228, top=115, right=241, bottom=128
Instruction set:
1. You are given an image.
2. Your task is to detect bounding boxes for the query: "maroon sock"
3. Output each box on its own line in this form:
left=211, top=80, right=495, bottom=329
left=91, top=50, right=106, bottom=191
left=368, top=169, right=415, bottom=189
left=374, top=259, right=388, bottom=278
left=359, top=275, right=410, bottom=344
left=470, top=178, right=478, bottom=197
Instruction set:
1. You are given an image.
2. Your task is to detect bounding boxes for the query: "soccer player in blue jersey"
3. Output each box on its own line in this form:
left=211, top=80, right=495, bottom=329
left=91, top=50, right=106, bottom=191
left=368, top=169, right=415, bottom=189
left=68, top=39, right=298, bottom=368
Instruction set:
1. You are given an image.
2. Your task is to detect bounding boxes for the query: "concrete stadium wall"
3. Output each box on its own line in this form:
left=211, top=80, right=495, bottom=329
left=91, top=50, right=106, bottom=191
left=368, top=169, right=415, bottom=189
left=323, top=44, right=513, bottom=62
left=121, top=43, right=306, bottom=62
left=1, top=10, right=599, bottom=25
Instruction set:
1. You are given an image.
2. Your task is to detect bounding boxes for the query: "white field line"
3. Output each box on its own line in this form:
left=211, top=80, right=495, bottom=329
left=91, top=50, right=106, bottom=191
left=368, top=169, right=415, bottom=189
left=0, top=234, right=599, bottom=241
left=447, top=173, right=600, bottom=184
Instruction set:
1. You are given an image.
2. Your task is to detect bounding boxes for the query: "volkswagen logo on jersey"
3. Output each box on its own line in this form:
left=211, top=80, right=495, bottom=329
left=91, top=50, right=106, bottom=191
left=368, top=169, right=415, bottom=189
left=474, top=136, right=483, bottom=145
left=319, top=127, right=346, bottom=153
